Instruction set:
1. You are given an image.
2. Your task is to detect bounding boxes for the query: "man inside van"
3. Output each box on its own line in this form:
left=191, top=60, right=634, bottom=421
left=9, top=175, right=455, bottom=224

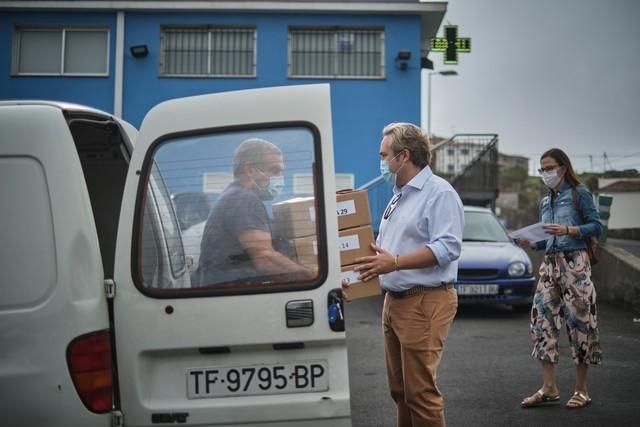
left=195, top=138, right=313, bottom=287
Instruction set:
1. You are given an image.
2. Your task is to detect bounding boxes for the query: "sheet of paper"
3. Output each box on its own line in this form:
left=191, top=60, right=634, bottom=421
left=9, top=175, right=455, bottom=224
left=509, top=222, right=551, bottom=243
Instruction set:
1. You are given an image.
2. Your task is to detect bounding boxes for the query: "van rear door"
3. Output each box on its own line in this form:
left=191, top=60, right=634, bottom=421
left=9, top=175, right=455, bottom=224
left=113, top=84, right=350, bottom=426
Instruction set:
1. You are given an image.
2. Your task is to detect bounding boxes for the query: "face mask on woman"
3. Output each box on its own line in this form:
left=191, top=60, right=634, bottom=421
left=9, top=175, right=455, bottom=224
left=256, top=172, right=285, bottom=201
left=541, top=170, right=562, bottom=189
left=380, top=151, right=404, bottom=185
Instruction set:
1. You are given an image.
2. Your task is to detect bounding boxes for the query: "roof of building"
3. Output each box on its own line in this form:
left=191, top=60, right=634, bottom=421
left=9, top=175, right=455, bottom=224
left=0, top=1, right=447, bottom=49
left=600, top=180, right=640, bottom=192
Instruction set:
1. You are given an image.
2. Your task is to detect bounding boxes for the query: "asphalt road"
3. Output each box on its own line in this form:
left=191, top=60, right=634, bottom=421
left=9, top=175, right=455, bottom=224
left=345, top=296, right=640, bottom=427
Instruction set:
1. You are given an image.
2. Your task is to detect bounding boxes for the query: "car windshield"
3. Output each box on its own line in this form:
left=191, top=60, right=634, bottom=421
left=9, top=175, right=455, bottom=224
left=463, top=211, right=511, bottom=243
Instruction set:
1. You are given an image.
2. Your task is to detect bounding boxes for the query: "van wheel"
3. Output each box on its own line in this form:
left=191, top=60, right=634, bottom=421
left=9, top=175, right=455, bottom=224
left=512, top=304, right=531, bottom=314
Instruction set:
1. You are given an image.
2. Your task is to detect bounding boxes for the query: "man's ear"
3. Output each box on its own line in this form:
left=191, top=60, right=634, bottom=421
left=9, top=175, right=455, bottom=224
left=401, top=149, right=411, bottom=163
left=244, top=162, right=258, bottom=177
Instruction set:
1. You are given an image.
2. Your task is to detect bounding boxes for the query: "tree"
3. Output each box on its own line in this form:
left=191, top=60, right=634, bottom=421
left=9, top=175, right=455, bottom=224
left=499, top=166, right=528, bottom=191
left=602, top=169, right=639, bottom=178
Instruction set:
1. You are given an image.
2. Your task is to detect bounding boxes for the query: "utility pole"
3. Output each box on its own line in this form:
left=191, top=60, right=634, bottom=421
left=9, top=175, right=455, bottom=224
left=603, top=152, right=612, bottom=172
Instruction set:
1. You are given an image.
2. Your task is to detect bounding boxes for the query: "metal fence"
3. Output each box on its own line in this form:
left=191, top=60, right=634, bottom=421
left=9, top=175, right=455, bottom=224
left=359, top=134, right=500, bottom=233
left=358, top=175, right=393, bottom=234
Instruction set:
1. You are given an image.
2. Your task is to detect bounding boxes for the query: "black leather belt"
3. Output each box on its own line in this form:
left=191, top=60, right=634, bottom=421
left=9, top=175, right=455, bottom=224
left=386, top=283, right=453, bottom=298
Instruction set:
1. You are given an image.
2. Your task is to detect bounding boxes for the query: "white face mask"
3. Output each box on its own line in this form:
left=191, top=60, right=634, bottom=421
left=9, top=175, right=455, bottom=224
left=379, top=151, right=404, bottom=185
left=541, top=170, right=562, bottom=189
left=255, top=170, right=285, bottom=201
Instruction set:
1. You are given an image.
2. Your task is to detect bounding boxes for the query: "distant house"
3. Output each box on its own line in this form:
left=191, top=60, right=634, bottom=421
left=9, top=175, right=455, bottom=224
left=498, top=153, right=529, bottom=172
left=598, top=179, right=640, bottom=230
left=437, top=140, right=484, bottom=175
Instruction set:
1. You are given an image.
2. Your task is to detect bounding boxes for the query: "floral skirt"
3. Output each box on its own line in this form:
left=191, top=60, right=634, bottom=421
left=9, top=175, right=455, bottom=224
left=530, top=250, right=602, bottom=365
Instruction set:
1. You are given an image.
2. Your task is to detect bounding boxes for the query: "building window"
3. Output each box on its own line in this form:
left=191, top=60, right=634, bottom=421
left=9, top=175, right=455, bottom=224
left=160, top=26, right=256, bottom=77
left=13, top=27, right=109, bottom=76
left=288, top=28, right=385, bottom=78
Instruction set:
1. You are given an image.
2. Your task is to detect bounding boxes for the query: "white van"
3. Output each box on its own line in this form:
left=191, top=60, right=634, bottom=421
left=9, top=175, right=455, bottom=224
left=0, top=85, right=350, bottom=427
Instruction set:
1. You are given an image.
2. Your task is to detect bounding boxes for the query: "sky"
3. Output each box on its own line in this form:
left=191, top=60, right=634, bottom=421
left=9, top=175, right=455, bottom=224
left=421, top=0, right=640, bottom=174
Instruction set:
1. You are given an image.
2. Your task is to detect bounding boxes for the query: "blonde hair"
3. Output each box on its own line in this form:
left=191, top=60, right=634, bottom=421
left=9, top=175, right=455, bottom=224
left=382, top=122, right=431, bottom=168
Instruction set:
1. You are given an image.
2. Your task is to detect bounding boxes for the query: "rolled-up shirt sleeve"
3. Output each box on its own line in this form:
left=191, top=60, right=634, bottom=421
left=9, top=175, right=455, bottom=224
left=424, top=189, right=464, bottom=267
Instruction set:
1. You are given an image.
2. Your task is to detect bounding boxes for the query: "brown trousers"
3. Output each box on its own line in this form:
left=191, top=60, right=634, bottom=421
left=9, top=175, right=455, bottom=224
left=383, top=287, right=458, bottom=427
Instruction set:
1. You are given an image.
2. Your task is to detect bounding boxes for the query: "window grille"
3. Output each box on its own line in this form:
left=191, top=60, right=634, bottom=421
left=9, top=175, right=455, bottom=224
left=289, top=28, right=384, bottom=78
left=13, top=27, right=109, bottom=76
left=160, top=27, right=256, bottom=77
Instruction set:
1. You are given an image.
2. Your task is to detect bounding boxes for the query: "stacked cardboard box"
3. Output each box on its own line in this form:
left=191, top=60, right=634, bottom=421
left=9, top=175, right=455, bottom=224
left=272, top=197, right=319, bottom=273
left=272, top=196, right=316, bottom=240
left=272, top=190, right=381, bottom=299
left=336, top=190, right=381, bottom=299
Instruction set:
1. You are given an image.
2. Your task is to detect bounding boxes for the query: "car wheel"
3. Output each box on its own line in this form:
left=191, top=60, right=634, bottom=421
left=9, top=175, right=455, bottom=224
left=512, top=304, right=531, bottom=314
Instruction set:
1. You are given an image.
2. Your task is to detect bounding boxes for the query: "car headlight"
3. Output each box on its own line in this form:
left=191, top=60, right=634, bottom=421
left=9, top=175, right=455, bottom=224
left=508, top=261, right=526, bottom=277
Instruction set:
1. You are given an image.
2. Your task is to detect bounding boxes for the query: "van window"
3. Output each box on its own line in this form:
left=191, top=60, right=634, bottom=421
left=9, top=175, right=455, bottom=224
left=135, top=125, right=324, bottom=295
left=0, top=157, right=56, bottom=308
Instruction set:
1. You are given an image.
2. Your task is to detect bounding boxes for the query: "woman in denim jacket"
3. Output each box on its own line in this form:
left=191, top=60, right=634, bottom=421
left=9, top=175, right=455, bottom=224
left=519, top=148, right=602, bottom=410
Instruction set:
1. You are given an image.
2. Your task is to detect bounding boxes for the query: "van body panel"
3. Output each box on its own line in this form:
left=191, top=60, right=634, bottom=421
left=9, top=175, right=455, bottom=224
left=0, top=105, right=111, bottom=426
left=114, top=85, right=350, bottom=426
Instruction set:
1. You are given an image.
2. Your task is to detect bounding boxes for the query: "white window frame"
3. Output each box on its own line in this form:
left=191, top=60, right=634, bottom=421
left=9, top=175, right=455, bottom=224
left=293, top=173, right=354, bottom=194
left=12, top=26, right=110, bottom=76
left=202, top=172, right=234, bottom=193
left=159, top=25, right=257, bottom=78
left=288, top=27, right=385, bottom=79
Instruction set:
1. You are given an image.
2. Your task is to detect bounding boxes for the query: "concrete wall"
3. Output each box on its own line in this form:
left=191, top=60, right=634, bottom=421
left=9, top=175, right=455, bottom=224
left=525, top=246, right=640, bottom=311
left=608, top=228, right=640, bottom=240
left=591, top=246, right=640, bottom=310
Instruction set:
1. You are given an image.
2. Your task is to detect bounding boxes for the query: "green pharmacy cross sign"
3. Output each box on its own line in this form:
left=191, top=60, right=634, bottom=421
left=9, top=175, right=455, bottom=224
left=430, top=25, right=471, bottom=65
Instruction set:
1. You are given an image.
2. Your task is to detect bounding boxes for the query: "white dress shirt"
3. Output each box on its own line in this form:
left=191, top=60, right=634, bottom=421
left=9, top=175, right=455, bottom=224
left=376, top=166, right=464, bottom=292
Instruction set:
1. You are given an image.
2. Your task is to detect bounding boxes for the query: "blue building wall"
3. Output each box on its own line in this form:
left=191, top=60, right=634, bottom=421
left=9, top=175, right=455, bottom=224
left=0, top=12, right=117, bottom=113
left=1, top=10, right=423, bottom=187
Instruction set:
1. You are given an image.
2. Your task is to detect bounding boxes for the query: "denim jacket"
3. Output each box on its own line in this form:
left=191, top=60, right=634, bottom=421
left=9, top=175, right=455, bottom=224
left=535, top=182, right=602, bottom=254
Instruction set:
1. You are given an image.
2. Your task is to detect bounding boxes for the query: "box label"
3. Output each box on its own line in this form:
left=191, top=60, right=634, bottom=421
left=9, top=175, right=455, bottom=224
left=340, top=270, right=361, bottom=285
left=309, top=207, right=316, bottom=222
left=312, top=240, right=318, bottom=256
left=339, top=235, right=360, bottom=252
left=336, top=200, right=356, bottom=217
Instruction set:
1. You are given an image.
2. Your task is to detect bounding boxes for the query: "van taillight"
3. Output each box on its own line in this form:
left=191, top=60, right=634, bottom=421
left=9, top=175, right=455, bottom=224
left=66, top=330, right=113, bottom=413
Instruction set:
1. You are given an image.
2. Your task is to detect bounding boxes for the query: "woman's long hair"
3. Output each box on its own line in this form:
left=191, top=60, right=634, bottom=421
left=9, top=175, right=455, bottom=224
left=540, top=148, right=581, bottom=189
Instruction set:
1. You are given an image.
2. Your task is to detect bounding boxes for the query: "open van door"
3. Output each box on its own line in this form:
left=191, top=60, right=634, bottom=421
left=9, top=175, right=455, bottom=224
left=113, top=85, right=350, bottom=426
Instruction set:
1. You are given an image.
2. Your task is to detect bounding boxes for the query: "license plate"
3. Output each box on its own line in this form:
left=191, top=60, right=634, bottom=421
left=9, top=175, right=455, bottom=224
left=186, top=360, right=329, bottom=399
left=456, top=284, right=499, bottom=295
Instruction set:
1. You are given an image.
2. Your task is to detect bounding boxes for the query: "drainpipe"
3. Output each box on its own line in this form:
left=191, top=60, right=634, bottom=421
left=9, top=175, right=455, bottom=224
left=114, top=11, right=124, bottom=118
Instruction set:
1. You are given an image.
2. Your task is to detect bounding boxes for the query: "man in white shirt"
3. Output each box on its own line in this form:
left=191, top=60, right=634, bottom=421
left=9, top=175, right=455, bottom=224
left=349, top=122, right=464, bottom=427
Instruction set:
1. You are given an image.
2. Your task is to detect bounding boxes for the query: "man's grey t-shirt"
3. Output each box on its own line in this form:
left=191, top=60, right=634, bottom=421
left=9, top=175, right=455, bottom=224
left=197, top=182, right=270, bottom=285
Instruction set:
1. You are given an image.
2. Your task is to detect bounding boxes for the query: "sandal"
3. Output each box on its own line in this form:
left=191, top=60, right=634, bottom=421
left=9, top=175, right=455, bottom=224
left=566, top=391, right=592, bottom=409
left=521, top=389, right=560, bottom=408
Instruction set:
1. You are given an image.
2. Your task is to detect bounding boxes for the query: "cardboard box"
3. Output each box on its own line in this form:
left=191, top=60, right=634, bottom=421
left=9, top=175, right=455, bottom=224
left=336, top=190, right=372, bottom=231
left=341, top=265, right=382, bottom=299
left=291, top=235, right=318, bottom=269
left=272, top=196, right=316, bottom=239
left=289, top=225, right=375, bottom=267
left=339, top=225, right=375, bottom=266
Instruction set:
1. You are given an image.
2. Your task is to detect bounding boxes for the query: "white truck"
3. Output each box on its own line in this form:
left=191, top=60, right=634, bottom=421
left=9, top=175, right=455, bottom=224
left=0, top=85, right=350, bottom=426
